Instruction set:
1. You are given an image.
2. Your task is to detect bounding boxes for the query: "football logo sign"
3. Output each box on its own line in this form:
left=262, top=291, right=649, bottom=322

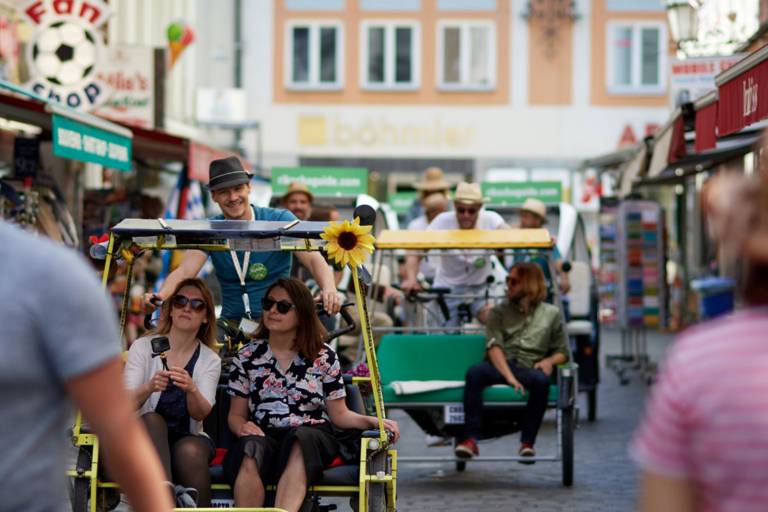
left=20, top=0, right=112, bottom=111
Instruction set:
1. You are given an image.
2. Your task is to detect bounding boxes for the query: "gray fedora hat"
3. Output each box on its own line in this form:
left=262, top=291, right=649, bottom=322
left=208, top=156, right=252, bottom=192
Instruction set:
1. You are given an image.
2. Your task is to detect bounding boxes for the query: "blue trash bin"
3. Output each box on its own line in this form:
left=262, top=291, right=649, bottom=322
left=690, top=277, right=736, bottom=320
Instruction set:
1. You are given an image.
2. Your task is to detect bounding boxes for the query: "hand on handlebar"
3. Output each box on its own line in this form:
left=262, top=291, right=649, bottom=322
left=400, top=278, right=422, bottom=295
left=317, top=289, right=341, bottom=315
left=143, top=292, right=163, bottom=312
left=382, top=418, right=400, bottom=443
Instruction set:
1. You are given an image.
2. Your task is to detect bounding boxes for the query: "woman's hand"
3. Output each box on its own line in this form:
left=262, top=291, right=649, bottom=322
left=238, top=421, right=265, bottom=438
left=148, top=370, right=170, bottom=393
left=168, top=366, right=196, bottom=393
left=369, top=416, right=400, bottom=443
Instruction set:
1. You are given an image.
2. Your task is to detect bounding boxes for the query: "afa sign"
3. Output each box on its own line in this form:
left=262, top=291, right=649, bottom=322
left=19, top=0, right=112, bottom=110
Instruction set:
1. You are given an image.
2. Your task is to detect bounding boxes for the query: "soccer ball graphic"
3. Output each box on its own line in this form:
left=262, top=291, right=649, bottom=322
left=31, top=21, right=98, bottom=87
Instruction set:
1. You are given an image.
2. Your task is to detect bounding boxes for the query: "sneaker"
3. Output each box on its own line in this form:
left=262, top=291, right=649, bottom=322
left=518, top=443, right=536, bottom=465
left=454, top=438, right=479, bottom=459
left=425, top=434, right=452, bottom=447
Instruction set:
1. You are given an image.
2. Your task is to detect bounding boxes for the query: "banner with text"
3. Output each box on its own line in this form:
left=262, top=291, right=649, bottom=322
left=482, top=181, right=562, bottom=206
left=388, top=191, right=417, bottom=214
left=271, top=167, right=368, bottom=197
left=52, top=114, right=132, bottom=170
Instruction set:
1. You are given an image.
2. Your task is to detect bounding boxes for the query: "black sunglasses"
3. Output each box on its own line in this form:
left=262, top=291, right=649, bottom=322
left=457, top=206, right=479, bottom=215
left=171, top=295, right=207, bottom=312
left=261, top=297, right=295, bottom=314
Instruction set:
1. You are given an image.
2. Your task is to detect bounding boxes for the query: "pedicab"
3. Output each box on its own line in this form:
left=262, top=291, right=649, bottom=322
left=367, top=228, right=578, bottom=486
left=68, top=208, right=397, bottom=511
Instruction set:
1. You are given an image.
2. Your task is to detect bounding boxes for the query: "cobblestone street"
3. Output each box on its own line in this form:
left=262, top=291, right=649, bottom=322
left=387, top=328, right=675, bottom=512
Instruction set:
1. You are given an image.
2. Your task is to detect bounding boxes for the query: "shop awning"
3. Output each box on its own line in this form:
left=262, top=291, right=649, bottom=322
left=618, top=142, right=649, bottom=197
left=636, top=129, right=762, bottom=186
left=694, top=91, right=718, bottom=153
left=646, top=109, right=686, bottom=179
left=0, top=81, right=132, bottom=170
left=715, top=43, right=768, bottom=137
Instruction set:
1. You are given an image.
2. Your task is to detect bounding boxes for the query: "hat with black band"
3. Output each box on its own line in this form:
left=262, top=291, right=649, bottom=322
left=208, top=156, right=252, bottom=192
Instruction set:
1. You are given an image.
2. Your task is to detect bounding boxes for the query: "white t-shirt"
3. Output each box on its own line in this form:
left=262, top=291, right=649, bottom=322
left=407, top=215, right=436, bottom=279
left=427, top=210, right=506, bottom=287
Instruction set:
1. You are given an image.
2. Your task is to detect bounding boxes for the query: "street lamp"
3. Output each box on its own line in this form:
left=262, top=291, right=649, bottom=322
left=666, top=0, right=700, bottom=45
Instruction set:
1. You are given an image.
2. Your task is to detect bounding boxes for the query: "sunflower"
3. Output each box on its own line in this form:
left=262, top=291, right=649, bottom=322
left=321, top=217, right=375, bottom=267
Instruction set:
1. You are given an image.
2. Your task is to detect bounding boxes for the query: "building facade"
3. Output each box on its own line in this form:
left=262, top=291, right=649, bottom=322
left=241, top=0, right=672, bottom=194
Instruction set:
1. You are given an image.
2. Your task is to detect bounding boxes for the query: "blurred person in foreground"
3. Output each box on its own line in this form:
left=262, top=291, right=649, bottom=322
left=0, top=220, right=172, bottom=511
left=632, top=168, right=768, bottom=511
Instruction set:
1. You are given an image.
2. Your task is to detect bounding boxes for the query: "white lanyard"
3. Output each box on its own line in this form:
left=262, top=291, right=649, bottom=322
left=229, top=250, right=252, bottom=319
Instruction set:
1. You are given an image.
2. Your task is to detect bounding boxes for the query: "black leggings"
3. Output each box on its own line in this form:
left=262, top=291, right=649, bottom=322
left=142, top=412, right=215, bottom=507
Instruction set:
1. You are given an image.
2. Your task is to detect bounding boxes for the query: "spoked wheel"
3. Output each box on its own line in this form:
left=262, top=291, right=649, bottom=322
left=70, top=447, right=120, bottom=512
left=367, top=449, right=389, bottom=512
left=561, top=407, right=575, bottom=487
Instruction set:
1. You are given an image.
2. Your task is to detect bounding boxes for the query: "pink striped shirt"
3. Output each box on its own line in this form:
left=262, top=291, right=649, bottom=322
left=631, top=308, right=768, bottom=511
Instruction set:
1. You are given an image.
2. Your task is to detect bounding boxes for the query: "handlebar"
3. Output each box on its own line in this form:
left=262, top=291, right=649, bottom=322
left=143, top=297, right=163, bottom=330
left=319, top=302, right=356, bottom=342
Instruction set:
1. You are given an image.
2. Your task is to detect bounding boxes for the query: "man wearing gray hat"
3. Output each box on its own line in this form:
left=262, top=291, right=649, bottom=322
left=147, top=156, right=339, bottom=326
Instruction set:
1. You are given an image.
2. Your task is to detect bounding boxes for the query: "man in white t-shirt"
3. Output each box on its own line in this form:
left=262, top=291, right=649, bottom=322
left=401, top=182, right=509, bottom=327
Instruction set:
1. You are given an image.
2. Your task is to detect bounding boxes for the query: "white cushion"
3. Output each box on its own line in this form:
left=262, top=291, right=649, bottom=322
left=567, top=320, right=593, bottom=336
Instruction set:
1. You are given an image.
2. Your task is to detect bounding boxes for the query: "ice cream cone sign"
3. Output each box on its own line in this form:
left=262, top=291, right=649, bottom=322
left=166, top=20, right=195, bottom=69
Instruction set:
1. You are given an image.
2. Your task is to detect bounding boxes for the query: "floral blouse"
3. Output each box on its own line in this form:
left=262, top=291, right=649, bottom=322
left=228, top=339, right=346, bottom=429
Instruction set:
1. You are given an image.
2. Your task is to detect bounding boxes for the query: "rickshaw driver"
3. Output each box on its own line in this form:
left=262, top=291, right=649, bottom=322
left=401, top=182, right=510, bottom=327
left=147, top=156, right=340, bottom=329
left=455, top=262, right=568, bottom=462
left=518, top=198, right=570, bottom=295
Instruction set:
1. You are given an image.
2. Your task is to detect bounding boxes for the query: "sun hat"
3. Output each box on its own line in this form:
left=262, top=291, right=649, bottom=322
left=281, top=181, right=314, bottom=203
left=453, top=182, right=489, bottom=205
left=520, top=198, right=548, bottom=223
left=414, top=166, right=451, bottom=192
left=208, top=156, right=252, bottom=192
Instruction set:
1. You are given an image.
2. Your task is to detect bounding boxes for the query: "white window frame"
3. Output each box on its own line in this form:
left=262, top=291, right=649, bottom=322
left=606, top=20, right=667, bottom=95
left=360, top=20, right=421, bottom=90
left=285, top=20, right=344, bottom=90
left=436, top=20, right=496, bottom=91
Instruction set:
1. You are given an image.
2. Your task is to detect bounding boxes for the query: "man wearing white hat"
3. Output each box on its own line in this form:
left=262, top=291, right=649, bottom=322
left=402, top=182, right=510, bottom=327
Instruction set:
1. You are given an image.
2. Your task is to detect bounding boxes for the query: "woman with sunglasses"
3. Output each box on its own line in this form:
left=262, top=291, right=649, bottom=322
left=224, top=277, right=399, bottom=510
left=124, top=278, right=221, bottom=507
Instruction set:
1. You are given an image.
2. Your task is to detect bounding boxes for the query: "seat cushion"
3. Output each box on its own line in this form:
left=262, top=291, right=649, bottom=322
left=567, top=320, right=593, bottom=336
left=382, top=383, right=558, bottom=404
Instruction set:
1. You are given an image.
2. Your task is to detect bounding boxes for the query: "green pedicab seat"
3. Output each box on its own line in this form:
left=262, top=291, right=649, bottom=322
left=377, top=334, right=559, bottom=405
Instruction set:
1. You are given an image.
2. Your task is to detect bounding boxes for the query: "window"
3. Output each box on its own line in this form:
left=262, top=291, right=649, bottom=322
left=362, top=22, right=419, bottom=89
left=286, top=22, right=343, bottom=89
left=437, top=22, right=495, bottom=90
left=607, top=22, right=666, bottom=94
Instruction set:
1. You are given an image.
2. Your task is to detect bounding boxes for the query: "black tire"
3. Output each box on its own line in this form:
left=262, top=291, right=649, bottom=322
left=456, top=460, right=466, bottom=472
left=561, top=407, right=574, bottom=487
left=71, top=448, right=92, bottom=512
left=587, top=388, right=597, bottom=422
left=367, top=449, right=388, bottom=512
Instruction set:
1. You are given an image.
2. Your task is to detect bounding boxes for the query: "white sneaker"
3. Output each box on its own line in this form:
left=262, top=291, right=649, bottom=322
left=425, top=434, right=452, bottom=447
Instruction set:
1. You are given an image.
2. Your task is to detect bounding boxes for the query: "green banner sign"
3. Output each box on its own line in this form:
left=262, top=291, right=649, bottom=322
left=271, top=167, right=368, bottom=197
left=482, top=181, right=562, bottom=206
left=52, top=114, right=132, bottom=171
left=388, top=191, right=417, bottom=214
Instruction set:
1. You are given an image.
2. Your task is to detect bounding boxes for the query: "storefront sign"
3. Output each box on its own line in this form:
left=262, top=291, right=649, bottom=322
left=481, top=181, right=562, bottom=206
left=388, top=191, right=417, bottom=214
left=19, top=0, right=112, bottom=111
left=52, top=114, right=131, bottom=170
left=717, top=47, right=768, bottom=137
left=669, top=55, right=742, bottom=108
left=271, top=167, right=368, bottom=197
left=93, top=45, right=155, bottom=128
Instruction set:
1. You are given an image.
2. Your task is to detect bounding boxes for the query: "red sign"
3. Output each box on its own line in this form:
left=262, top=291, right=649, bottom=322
left=718, top=53, right=768, bottom=136
left=695, top=100, right=718, bottom=152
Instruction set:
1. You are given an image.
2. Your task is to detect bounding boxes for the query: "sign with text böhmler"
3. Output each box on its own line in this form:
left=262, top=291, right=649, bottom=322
left=271, top=167, right=368, bottom=197
left=52, top=114, right=132, bottom=170
left=481, top=181, right=562, bottom=206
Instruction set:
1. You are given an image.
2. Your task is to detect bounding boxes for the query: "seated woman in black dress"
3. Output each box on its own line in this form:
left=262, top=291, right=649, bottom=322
left=224, top=277, right=399, bottom=510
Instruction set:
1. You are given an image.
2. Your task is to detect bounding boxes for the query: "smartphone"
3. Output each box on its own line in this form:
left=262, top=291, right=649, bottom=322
left=150, top=336, right=171, bottom=355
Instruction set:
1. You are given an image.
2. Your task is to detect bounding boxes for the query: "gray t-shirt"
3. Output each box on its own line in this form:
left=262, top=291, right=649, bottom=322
left=0, top=222, right=121, bottom=510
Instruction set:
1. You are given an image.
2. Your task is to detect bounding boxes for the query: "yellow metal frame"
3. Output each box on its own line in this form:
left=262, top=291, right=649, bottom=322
left=70, top=226, right=396, bottom=512
left=375, top=227, right=553, bottom=249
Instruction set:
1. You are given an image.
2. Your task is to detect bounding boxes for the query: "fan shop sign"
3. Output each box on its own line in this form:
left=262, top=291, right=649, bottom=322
left=53, top=114, right=131, bottom=170
left=19, top=0, right=112, bottom=111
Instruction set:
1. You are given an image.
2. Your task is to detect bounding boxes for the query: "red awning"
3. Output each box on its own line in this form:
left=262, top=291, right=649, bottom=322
left=716, top=43, right=768, bottom=137
left=647, top=109, right=686, bottom=179
left=694, top=91, right=718, bottom=152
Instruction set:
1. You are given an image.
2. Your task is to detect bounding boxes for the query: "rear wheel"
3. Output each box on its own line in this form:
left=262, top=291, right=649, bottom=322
left=587, top=388, right=597, bottom=422
left=71, top=448, right=92, bottom=512
left=367, top=449, right=389, bottom=512
left=455, top=461, right=466, bottom=472
left=561, top=407, right=574, bottom=487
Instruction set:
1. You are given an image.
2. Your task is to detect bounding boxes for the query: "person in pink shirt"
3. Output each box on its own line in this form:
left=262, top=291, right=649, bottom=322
left=631, top=169, right=768, bottom=511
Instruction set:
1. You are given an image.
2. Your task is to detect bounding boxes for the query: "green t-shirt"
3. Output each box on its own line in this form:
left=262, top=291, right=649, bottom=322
left=485, top=300, right=568, bottom=369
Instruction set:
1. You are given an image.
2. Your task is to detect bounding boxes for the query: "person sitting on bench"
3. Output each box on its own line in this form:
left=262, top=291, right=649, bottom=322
left=455, top=262, right=568, bottom=462
left=224, top=278, right=399, bottom=510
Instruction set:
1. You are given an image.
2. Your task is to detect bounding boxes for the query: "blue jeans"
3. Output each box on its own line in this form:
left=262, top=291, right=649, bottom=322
left=462, top=359, right=551, bottom=445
